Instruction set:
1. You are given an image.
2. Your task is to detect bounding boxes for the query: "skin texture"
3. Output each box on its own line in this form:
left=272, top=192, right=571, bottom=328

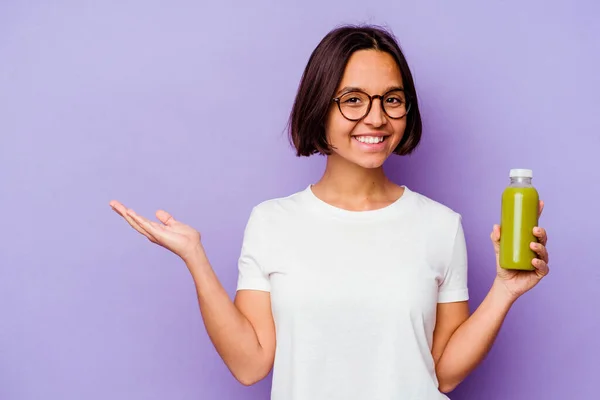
left=109, top=49, right=550, bottom=391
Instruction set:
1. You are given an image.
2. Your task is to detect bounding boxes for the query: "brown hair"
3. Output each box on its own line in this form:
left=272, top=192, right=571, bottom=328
left=288, top=24, right=422, bottom=157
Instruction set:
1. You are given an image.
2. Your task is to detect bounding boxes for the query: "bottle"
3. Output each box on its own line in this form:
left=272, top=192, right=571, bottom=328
left=499, top=169, right=539, bottom=270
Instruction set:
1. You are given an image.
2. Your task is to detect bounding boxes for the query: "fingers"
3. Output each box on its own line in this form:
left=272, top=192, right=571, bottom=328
left=531, top=257, right=550, bottom=277
left=531, top=226, right=549, bottom=276
left=538, top=200, right=544, bottom=218
left=126, top=210, right=165, bottom=240
left=109, top=200, right=126, bottom=214
left=533, top=227, right=547, bottom=246
left=110, top=201, right=159, bottom=244
left=530, top=241, right=549, bottom=263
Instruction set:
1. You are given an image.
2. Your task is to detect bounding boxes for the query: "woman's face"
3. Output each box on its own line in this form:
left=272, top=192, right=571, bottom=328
left=325, top=50, right=408, bottom=169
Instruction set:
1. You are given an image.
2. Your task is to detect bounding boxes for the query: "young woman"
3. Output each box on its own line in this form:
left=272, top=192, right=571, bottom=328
left=110, top=25, right=550, bottom=399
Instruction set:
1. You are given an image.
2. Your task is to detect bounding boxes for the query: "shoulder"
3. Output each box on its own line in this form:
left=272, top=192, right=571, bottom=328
left=247, top=186, right=311, bottom=223
left=405, top=188, right=466, bottom=270
left=406, top=187, right=462, bottom=231
left=407, top=188, right=461, bottom=218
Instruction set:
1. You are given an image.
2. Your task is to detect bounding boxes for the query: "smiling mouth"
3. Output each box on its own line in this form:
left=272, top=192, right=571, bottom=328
left=353, top=135, right=389, bottom=144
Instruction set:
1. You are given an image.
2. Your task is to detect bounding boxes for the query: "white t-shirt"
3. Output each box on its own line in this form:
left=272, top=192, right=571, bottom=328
left=236, top=185, right=469, bottom=400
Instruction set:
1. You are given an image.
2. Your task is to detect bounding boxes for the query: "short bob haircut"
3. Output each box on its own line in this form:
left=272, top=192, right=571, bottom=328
left=288, top=24, right=422, bottom=157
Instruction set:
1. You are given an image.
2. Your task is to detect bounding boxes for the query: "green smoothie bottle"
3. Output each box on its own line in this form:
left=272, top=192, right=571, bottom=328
left=499, top=169, right=539, bottom=270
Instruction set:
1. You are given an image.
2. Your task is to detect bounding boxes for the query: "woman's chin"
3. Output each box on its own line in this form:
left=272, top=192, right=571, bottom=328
left=348, top=153, right=390, bottom=169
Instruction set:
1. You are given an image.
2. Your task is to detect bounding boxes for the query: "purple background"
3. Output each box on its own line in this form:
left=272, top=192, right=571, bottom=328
left=1, top=1, right=598, bottom=399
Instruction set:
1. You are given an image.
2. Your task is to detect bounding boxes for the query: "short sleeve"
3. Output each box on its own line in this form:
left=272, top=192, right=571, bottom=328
left=438, top=217, right=469, bottom=303
left=236, top=207, right=271, bottom=292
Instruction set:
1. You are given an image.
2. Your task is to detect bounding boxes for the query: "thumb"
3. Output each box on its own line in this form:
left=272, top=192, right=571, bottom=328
left=491, top=224, right=501, bottom=242
left=156, top=209, right=176, bottom=226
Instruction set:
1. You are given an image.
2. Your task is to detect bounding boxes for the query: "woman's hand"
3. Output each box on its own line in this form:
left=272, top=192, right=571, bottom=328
left=491, top=200, right=550, bottom=301
left=110, top=200, right=204, bottom=263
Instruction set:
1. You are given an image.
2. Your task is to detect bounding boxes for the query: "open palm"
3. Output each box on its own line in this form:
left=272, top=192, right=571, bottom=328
left=109, top=200, right=202, bottom=262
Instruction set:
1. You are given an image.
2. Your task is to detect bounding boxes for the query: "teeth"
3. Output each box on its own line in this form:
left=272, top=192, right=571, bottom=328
left=356, top=136, right=384, bottom=144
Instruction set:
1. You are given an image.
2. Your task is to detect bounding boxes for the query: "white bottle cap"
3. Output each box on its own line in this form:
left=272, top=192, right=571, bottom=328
left=510, top=168, right=533, bottom=178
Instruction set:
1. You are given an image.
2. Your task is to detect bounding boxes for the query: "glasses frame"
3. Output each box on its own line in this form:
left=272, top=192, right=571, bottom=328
left=332, top=89, right=412, bottom=121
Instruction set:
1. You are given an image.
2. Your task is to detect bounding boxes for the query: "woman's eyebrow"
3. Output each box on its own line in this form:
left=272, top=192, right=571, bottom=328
left=335, top=85, right=405, bottom=95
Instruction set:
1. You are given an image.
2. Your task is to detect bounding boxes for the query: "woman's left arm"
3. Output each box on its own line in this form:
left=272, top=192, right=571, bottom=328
left=433, top=201, right=550, bottom=393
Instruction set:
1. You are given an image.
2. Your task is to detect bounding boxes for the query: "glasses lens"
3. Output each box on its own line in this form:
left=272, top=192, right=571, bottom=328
left=338, top=91, right=370, bottom=120
left=382, top=90, right=408, bottom=118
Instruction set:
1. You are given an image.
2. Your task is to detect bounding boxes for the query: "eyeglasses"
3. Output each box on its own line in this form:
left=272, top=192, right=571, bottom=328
left=332, top=89, right=411, bottom=121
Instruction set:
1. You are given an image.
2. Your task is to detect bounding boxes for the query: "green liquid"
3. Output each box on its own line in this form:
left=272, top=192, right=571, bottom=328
left=499, top=187, right=539, bottom=270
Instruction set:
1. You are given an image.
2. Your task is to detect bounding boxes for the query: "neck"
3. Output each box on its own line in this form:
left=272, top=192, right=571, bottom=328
left=314, top=155, right=392, bottom=198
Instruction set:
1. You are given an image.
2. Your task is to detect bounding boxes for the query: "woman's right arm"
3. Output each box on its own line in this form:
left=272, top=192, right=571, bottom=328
left=186, top=249, right=276, bottom=385
left=109, top=201, right=275, bottom=386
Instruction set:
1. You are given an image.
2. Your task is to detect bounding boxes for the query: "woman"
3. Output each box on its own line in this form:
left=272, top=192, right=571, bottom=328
left=110, top=25, right=549, bottom=399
